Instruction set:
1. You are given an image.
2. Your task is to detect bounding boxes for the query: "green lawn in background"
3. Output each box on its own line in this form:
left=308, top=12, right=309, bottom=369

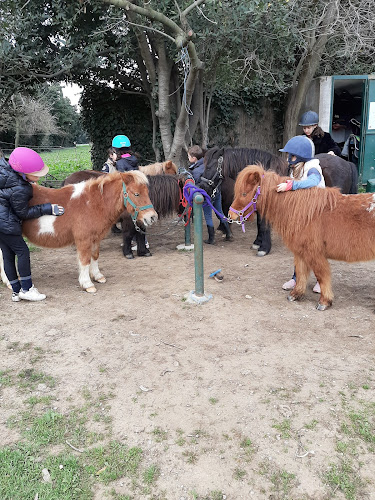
left=40, top=145, right=92, bottom=180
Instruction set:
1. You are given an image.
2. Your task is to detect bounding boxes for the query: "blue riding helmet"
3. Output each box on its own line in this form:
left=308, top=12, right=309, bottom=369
left=279, top=135, right=315, bottom=164
left=299, top=110, right=319, bottom=126
left=112, top=135, right=131, bottom=148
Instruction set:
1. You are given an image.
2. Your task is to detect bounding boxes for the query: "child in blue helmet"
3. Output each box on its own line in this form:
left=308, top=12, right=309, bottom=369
left=277, top=135, right=325, bottom=293
left=112, top=135, right=139, bottom=172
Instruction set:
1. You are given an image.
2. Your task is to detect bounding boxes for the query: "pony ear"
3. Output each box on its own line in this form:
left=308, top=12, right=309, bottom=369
left=244, top=166, right=262, bottom=186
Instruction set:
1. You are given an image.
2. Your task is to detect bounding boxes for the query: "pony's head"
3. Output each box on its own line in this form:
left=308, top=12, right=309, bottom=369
left=115, top=171, right=158, bottom=227
left=199, top=147, right=224, bottom=197
left=228, top=165, right=265, bottom=222
left=163, top=160, right=178, bottom=175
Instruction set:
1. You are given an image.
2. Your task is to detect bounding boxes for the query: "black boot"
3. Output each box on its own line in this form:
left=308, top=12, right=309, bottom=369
left=204, top=226, right=215, bottom=244
left=223, top=222, right=234, bottom=241
left=111, top=224, right=121, bottom=234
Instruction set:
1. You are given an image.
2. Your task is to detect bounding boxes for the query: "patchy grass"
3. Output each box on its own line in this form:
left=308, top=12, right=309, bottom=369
left=324, top=460, right=363, bottom=500
left=40, top=145, right=92, bottom=179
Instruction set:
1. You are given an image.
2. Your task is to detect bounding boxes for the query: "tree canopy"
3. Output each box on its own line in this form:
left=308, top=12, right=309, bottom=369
left=1, top=0, right=375, bottom=160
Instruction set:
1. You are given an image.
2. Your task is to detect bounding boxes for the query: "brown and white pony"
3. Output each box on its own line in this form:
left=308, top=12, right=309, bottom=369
left=229, top=164, right=375, bottom=310
left=23, top=171, right=157, bottom=293
left=0, top=250, right=11, bottom=288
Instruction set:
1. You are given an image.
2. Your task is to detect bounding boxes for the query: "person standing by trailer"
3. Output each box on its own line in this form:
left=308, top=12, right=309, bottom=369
left=299, top=110, right=342, bottom=156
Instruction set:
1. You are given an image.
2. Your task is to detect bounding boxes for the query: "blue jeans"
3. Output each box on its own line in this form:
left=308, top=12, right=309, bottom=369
left=203, top=191, right=228, bottom=228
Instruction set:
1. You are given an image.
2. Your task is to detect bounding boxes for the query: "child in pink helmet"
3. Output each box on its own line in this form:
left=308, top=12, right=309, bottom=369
left=0, top=147, right=64, bottom=302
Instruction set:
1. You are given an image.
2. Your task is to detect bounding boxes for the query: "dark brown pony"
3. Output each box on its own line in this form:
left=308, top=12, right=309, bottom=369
left=120, top=174, right=189, bottom=258
left=201, top=146, right=288, bottom=255
left=229, top=165, right=375, bottom=310
left=24, top=171, right=157, bottom=293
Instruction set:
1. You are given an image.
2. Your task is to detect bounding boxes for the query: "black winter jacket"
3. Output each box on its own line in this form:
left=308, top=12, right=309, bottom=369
left=189, top=157, right=205, bottom=183
left=116, top=154, right=139, bottom=172
left=0, top=157, right=52, bottom=235
left=306, top=132, right=342, bottom=156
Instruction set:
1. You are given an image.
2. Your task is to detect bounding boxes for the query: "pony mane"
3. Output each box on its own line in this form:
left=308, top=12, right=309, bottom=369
left=222, top=147, right=288, bottom=177
left=86, top=170, right=149, bottom=191
left=139, top=161, right=178, bottom=175
left=236, top=165, right=340, bottom=236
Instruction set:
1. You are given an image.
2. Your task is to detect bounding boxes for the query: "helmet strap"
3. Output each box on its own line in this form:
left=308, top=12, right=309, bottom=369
left=288, top=154, right=306, bottom=166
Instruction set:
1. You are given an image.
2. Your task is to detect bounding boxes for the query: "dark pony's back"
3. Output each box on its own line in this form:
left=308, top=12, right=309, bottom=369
left=205, top=146, right=288, bottom=179
left=62, top=170, right=104, bottom=186
left=316, top=154, right=358, bottom=194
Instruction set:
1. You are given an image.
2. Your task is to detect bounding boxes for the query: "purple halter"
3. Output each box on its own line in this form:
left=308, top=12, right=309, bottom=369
left=229, top=186, right=261, bottom=232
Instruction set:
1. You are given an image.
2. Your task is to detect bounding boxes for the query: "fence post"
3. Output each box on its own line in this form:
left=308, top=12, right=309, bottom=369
left=185, top=192, right=212, bottom=304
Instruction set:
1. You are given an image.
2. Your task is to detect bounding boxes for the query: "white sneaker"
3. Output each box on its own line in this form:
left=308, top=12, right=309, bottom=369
left=282, top=278, right=296, bottom=290
left=313, top=282, right=321, bottom=293
left=19, top=286, right=46, bottom=301
left=11, top=292, right=20, bottom=302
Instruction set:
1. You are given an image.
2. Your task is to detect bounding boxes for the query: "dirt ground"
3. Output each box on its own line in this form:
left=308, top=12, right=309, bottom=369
left=1, top=217, right=375, bottom=499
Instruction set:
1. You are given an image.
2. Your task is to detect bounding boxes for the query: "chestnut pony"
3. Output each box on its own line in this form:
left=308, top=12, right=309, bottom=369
left=64, top=160, right=178, bottom=185
left=139, top=160, right=178, bottom=176
left=23, top=171, right=157, bottom=293
left=229, top=165, right=375, bottom=310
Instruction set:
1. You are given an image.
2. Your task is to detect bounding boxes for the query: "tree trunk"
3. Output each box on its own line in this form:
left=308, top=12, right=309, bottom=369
left=155, top=39, right=173, bottom=158
left=283, top=1, right=338, bottom=145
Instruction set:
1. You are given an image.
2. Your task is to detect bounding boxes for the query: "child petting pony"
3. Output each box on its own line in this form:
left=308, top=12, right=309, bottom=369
left=277, top=135, right=325, bottom=294
left=0, top=148, right=64, bottom=302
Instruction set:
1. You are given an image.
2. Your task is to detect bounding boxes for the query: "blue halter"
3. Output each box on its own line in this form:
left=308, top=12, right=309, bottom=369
left=122, top=182, right=154, bottom=224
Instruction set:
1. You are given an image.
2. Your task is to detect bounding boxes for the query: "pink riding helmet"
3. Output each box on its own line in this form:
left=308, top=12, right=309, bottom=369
left=9, top=147, right=49, bottom=177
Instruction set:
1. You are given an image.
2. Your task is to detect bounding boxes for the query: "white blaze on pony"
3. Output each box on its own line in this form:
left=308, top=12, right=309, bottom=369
left=71, top=181, right=86, bottom=199
left=38, top=215, right=56, bottom=235
left=229, top=164, right=375, bottom=311
left=22, top=171, right=157, bottom=293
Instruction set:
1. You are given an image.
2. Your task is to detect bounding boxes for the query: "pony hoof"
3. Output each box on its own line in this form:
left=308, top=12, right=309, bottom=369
left=252, top=243, right=260, bottom=250
left=86, top=286, right=97, bottom=293
left=316, top=302, right=330, bottom=311
left=124, top=253, right=134, bottom=259
left=256, top=250, right=268, bottom=257
left=138, top=252, right=152, bottom=257
left=95, top=277, right=106, bottom=283
left=287, top=294, right=297, bottom=302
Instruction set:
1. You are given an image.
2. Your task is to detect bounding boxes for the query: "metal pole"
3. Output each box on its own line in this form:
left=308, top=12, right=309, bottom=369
left=193, top=192, right=204, bottom=296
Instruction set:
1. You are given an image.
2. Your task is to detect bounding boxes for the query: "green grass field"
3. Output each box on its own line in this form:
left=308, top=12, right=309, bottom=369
left=40, top=145, right=92, bottom=180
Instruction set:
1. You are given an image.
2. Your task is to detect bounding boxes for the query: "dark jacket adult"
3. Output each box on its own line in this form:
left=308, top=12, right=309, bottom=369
left=0, top=157, right=52, bottom=235
left=116, top=154, right=139, bottom=172
left=189, top=157, right=205, bottom=183
left=306, top=131, right=342, bottom=156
